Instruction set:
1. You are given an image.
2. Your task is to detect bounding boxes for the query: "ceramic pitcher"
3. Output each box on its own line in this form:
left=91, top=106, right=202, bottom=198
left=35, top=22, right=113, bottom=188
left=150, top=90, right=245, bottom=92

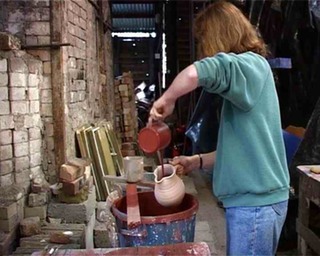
left=153, top=164, right=185, bottom=207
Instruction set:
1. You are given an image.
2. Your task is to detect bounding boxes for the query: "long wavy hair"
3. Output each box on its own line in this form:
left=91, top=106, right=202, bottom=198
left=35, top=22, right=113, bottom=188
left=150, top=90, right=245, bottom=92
left=194, top=1, right=268, bottom=59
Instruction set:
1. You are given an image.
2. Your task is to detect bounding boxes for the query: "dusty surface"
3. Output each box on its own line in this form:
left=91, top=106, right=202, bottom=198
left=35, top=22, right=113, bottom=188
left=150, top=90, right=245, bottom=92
left=189, top=169, right=226, bottom=255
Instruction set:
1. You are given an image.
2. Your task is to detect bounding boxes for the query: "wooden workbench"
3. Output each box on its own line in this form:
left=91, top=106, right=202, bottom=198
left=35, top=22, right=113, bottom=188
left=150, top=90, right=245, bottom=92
left=296, top=165, right=320, bottom=255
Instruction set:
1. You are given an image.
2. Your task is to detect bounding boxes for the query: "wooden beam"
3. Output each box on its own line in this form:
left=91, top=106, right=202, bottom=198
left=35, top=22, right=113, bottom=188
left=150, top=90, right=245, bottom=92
left=50, top=1, right=67, bottom=170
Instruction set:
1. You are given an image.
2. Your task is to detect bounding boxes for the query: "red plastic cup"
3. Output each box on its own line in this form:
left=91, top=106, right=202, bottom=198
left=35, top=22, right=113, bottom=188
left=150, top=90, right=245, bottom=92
left=138, top=122, right=171, bottom=154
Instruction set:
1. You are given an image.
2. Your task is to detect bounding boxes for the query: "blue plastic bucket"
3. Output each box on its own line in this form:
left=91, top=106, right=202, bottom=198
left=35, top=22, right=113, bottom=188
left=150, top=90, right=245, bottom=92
left=111, top=191, right=199, bottom=247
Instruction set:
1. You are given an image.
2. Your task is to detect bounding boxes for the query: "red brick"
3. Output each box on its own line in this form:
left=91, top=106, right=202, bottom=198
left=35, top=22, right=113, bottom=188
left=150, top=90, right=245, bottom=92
left=20, top=217, right=41, bottom=237
left=62, top=175, right=86, bottom=195
left=59, top=164, right=84, bottom=182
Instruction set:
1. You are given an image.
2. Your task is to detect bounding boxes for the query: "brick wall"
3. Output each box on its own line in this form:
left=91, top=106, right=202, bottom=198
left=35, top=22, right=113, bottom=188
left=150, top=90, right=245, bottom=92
left=0, top=51, right=43, bottom=191
left=0, top=0, right=114, bottom=185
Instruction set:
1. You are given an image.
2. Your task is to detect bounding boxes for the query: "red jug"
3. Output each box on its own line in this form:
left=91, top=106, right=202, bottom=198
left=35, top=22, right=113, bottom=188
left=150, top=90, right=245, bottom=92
left=138, top=122, right=171, bottom=154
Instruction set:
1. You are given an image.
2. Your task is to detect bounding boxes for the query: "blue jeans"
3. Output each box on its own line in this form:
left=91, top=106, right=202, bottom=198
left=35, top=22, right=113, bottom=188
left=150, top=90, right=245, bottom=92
left=225, top=200, right=288, bottom=256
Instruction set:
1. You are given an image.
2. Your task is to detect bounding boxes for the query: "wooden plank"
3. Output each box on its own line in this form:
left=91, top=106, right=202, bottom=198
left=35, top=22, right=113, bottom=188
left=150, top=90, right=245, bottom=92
left=126, top=184, right=141, bottom=228
left=103, top=121, right=124, bottom=175
left=87, top=127, right=109, bottom=199
left=51, top=0, right=67, bottom=168
left=296, top=219, right=320, bottom=254
left=96, top=127, right=117, bottom=176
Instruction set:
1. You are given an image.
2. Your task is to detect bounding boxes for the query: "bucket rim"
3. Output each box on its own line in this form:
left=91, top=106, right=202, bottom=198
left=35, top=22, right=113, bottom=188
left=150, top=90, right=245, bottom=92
left=111, top=192, right=199, bottom=224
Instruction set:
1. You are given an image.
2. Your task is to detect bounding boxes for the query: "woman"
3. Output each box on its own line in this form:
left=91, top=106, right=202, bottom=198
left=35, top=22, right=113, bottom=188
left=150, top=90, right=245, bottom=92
left=148, top=1, right=289, bottom=255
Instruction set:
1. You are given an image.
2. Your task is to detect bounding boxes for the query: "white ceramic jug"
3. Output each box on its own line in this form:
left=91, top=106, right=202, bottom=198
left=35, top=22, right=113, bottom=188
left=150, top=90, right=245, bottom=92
left=153, top=164, right=185, bottom=207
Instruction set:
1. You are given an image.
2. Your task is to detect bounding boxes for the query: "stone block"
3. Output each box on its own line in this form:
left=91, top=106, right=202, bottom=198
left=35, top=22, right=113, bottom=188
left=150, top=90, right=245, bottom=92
left=46, top=137, right=54, bottom=151
left=0, top=73, right=8, bottom=86
left=24, top=113, right=41, bottom=128
left=25, top=35, right=38, bottom=45
left=10, top=72, right=27, bottom=87
left=15, top=169, right=31, bottom=184
left=0, top=87, right=8, bottom=100
left=28, top=87, right=40, bottom=100
left=0, top=115, right=14, bottom=129
left=43, top=61, right=51, bottom=74
left=24, top=205, right=47, bottom=219
left=40, top=88, right=52, bottom=103
left=29, top=127, right=41, bottom=140
left=49, top=231, right=72, bottom=244
left=93, top=220, right=112, bottom=248
left=85, top=209, right=95, bottom=249
left=16, top=196, right=26, bottom=222
left=29, top=139, right=42, bottom=154
left=30, top=100, right=40, bottom=113
left=0, top=185, right=24, bottom=202
left=28, top=73, right=40, bottom=87
left=30, top=152, right=42, bottom=167
left=0, top=160, right=13, bottom=176
left=0, top=130, right=12, bottom=145
left=48, top=187, right=96, bottom=223
left=25, top=21, right=50, bottom=36
left=0, top=144, right=13, bottom=160
left=0, top=227, right=18, bottom=255
left=96, top=201, right=110, bottom=222
left=11, top=101, right=28, bottom=114
left=10, top=87, right=26, bottom=101
left=15, top=156, right=30, bottom=171
left=0, top=32, right=21, bottom=50
left=28, top=50, right=51, bottom=61
left=0, top=101, right=10, bottom=115
left=41, top=103, right=52, bottom=116
left=28, top=192, right=47, bottom=207
left=9, top=57, right=28, bottom=73
left=13, top=130, right=28, bottom=143
left=38, top=36, right=50, bottom=44
left=27, top=59, right=42, bottom=75
left=0, top=58, right=7, bottom=72
left=13, top=142, right=28, bottom=157
left=0, top=173, right=14, bottom=187
left=20, top=216, right=41, bottom=237
left=0, top=214, right=19, bottom=232
left=0, top=201, right=17, bottom=220
left=43, top=122, right=53, bottom=136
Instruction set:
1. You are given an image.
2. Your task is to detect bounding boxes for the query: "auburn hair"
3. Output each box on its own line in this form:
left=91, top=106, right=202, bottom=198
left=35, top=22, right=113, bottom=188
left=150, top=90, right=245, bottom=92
left=194, top=1, right=268, bottom=58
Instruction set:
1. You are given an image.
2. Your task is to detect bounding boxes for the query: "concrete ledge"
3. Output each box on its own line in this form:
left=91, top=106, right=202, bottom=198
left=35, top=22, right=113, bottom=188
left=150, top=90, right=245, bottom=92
left=48, top=187, right=96, bottom=223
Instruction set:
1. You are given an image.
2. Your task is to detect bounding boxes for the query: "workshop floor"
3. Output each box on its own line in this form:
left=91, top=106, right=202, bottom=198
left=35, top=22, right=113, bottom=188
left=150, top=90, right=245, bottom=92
left=185, top=169, right=226, bottom=255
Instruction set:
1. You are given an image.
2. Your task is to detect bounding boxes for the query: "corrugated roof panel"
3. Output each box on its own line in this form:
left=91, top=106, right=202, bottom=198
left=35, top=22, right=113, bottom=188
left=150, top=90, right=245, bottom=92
left=113, top=18, right=155, bottom=32
left=112, top=3, right=154, bottom=15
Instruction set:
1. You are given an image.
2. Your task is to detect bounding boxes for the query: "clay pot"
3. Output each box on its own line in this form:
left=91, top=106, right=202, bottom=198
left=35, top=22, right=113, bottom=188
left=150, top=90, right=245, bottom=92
left=153, top=164, right=185, bottom=207
left=138, top=121, right=171, bottom=154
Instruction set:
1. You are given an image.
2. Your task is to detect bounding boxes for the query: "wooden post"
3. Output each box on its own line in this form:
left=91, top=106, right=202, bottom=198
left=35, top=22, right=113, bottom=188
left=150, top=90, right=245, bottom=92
left=50, top=1, right=68, bottom=168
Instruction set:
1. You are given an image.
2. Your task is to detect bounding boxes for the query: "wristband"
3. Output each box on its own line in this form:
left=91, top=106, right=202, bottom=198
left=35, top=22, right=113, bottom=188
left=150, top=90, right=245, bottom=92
left=198, top=154, right=203, bottom=169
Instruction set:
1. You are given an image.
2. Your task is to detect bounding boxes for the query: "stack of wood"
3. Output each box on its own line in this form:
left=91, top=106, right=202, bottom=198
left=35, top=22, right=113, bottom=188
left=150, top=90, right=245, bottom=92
left=58, top=158, right=93, bottom=203
left=114, top=72, right=138, bottom=144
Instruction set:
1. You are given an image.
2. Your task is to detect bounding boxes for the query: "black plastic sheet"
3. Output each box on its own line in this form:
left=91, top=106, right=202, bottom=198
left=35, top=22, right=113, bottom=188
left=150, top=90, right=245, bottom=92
left=185, top=90, right=221, bottom=154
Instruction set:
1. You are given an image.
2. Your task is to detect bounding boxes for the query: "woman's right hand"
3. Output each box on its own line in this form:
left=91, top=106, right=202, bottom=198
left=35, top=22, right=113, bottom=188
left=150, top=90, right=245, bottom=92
left=148, top=97, right=175, bottom=124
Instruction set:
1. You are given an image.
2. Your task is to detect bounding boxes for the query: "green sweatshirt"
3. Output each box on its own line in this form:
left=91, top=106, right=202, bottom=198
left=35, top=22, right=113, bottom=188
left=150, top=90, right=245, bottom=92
left=194, top=52, right=290, bottom=207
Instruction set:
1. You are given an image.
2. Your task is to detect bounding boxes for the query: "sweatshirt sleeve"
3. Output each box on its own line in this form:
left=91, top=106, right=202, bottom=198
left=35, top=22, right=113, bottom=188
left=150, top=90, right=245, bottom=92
left=193, top=52, right=271, bottom=111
